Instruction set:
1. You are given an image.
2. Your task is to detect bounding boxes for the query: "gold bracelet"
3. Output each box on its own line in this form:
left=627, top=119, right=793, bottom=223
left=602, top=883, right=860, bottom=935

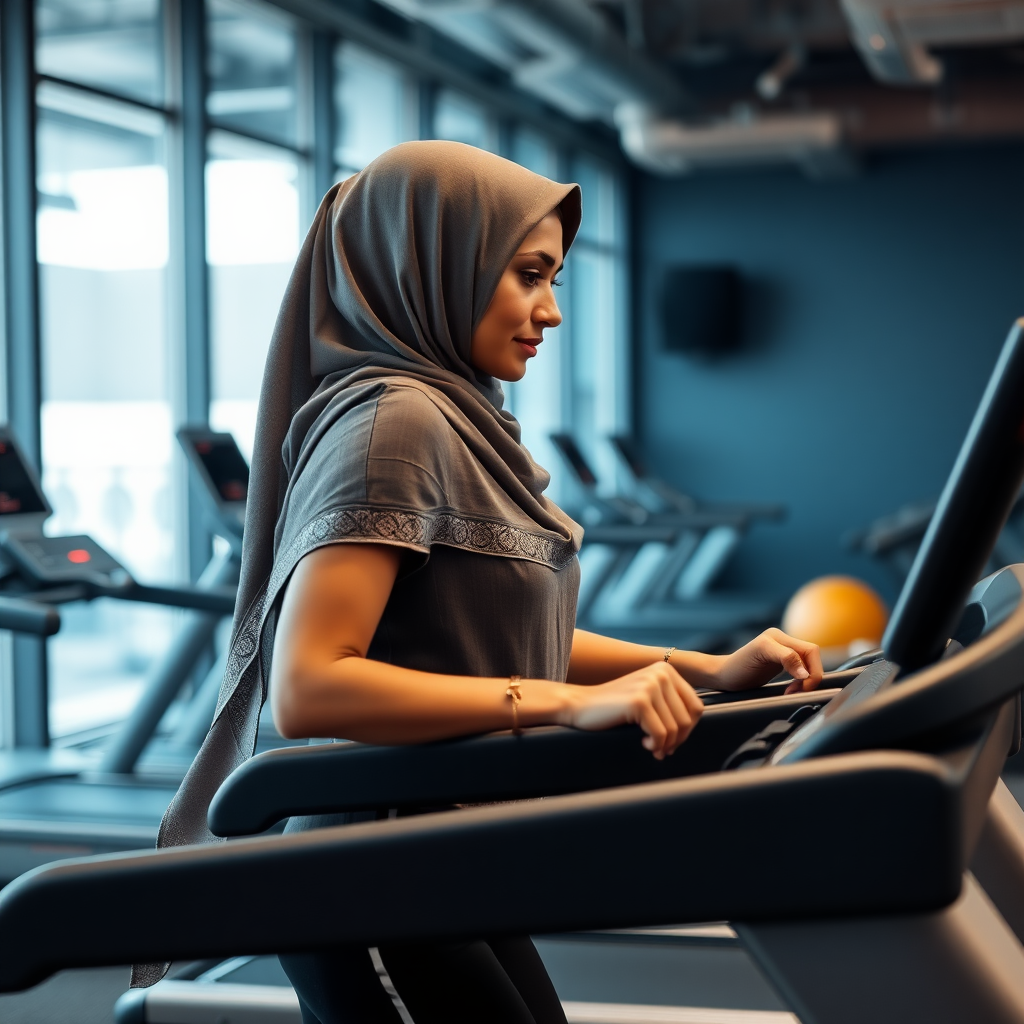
left=663, top=646, right=677, bottom=663
left=506, top=675, right=523, bottom=735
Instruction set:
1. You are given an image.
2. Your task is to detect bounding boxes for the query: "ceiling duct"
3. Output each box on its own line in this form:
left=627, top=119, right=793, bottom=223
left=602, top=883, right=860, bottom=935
left=841, top=0, right=1024, bottom=84
left=376, top=0, right=690, bottom=122
left=616, top=104, right=852, bottom=177
left=378, top=0, right=850, bottom=174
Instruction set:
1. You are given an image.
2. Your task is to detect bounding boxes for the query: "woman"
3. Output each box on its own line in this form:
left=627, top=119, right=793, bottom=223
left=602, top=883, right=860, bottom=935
left=145, top=141, right=822, bottom=1022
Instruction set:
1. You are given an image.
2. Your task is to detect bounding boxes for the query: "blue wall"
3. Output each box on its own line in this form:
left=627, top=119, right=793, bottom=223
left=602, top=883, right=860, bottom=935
left=634, top=143, right=1024, bottom=605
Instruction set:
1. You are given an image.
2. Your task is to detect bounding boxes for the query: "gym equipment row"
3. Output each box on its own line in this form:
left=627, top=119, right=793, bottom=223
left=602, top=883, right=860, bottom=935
left=551, top=433, right=783, bottom=645
left=847, top=487, right=1024, bottom=584
left=4, top=318, right=1024, bottom=1023
left=0, top=428, right=259, bottom=883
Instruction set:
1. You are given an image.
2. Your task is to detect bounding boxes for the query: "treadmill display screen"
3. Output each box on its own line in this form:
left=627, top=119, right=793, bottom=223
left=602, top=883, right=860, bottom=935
left=193, top=438, right=249, bottom=503
left=0, top=440, right=47, bottom=515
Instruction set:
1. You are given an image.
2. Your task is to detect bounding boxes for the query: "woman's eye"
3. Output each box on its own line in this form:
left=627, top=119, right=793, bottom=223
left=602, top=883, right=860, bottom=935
left=521, top=270, right=541, bottom=286
left=553, top=276, right=563, bottom=287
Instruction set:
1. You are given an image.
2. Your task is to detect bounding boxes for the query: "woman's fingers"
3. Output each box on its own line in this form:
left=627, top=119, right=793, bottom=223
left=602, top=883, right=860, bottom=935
left=764, top=630, right=823, bottom=692
left=637, top=699, right=669, bottom=758
left=663, top=672, right=701, bottom=754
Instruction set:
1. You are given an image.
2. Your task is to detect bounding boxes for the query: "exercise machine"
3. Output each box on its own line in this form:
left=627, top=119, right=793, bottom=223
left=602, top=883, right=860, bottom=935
left=0, top=428, right=240, bottom=880
left=8, top=319, right=1024, bottom=1022
left=551, top=433, right=781, bottom=642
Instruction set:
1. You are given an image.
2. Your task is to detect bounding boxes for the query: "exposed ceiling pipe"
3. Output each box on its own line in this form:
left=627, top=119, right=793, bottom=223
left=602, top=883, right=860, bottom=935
left=616, top=103, right=853, bottom=177
left=377, top=0, right=851, bottom=174
left=840, top=0, right=1024, bottom=85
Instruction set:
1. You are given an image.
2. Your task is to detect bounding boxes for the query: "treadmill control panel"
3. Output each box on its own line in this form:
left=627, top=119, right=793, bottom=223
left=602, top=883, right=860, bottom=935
left=1, top=534, right=130, bottom=589
left=0, top=438, right=48, bottom=517
left=191, top=437, right=249, bottom=504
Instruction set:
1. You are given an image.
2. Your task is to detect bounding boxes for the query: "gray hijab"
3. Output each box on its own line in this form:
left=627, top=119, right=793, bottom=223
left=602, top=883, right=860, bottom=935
left=133, top=142, right=582, bottom=986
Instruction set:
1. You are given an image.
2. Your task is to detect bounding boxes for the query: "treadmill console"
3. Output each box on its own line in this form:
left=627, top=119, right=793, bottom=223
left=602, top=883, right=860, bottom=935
left=1, top=534, right=129, bottom=589
left=177, top=428, right=248, bottom=541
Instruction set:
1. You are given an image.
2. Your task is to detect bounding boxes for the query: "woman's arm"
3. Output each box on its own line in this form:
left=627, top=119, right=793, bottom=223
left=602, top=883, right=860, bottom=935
left=270, top=543, right=704, bottom=758
left=569, top=628, right=824, bottom=694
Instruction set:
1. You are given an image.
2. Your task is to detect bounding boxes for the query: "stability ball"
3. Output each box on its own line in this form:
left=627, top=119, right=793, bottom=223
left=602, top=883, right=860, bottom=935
left=782, top=575, right=888, bottom=668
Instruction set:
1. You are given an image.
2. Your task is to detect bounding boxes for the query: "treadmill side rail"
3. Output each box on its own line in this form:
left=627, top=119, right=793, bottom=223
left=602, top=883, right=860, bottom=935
left=0, top=746, right=972, bottom=992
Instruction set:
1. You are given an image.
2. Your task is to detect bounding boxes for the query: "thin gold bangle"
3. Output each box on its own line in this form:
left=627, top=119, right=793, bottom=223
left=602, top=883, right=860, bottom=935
left=663, top=646, right=677, bottom=663
left=506, top=675, right=522, bottom=735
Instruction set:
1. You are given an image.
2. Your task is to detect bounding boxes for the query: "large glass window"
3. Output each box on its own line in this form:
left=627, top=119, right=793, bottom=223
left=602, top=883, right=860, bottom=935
left=206, top=0, right=307, bottom=459
left=568, top=154, right=627, bottom=492
left=334, top=42, right=416, bottom=176
left=207, top=0, right=302, bottom=148
left=506, top=128, right=567, bottom=501
left=207, top=131, right=302, bottom=458
left=36, top=81, right=179, bottom=738
left=36, top=0, right=164, bottom=105
left=434, top=88, right=497, bottom=151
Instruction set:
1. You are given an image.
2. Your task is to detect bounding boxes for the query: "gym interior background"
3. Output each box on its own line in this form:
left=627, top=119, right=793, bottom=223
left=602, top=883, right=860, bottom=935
left=0, top=0, right=1022, bottom=1019
left=3, top=0, right=1020, bottom=744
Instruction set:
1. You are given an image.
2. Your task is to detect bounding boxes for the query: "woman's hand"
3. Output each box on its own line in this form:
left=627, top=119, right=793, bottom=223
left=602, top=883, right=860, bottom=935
left=561, top=662, right=704, bottom=760
left=712, top=628, right=823, bottom=695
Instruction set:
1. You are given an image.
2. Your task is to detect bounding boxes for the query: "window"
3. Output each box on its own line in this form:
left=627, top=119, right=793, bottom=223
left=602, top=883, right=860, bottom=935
left=506, top=128, right=568, bottom=501
left=36, top=0, right=164, bottom=105
left=207, top=131, right=302, bottom=458
left=434, top=88, right=497, bottom=151
left=206, top=0, right=307, bottom=459
left=36, top=79, right=180, bottom=738
left=334, top=42, right=416, bottom=176
left=207, top=0, right=302, bottom=148
left=567, top=154, right=627, bottom=492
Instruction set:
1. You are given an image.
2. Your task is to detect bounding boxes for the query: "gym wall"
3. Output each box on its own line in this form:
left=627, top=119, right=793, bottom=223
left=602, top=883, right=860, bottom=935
left=635, top=142, right=1024, bottom=603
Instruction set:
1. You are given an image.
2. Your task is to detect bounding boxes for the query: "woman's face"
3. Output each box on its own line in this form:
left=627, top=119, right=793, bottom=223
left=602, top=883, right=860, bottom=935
left=470, top=212, right=564, bottom=382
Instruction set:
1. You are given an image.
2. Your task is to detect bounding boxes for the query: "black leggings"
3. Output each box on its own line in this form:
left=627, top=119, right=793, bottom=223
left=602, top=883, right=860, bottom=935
left=278, top=813, right=566, bottom=1023
left=278, top=936, right=567, bottom=1024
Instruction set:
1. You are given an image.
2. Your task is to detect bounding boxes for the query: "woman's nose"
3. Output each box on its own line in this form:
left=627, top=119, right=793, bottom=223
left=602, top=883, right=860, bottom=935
left=534, top=296, right=562, bottom=329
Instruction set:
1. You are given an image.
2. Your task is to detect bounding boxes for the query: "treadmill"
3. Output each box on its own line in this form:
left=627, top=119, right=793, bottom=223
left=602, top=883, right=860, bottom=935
left=8, top=319, right=1024, bottom=1023
left=0, top=428, right=240, bottom=881
left=550, top=433, right=781, bottom=639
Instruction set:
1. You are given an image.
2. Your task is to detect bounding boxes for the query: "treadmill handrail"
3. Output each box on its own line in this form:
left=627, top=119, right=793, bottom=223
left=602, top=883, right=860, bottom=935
left=2, top=725, right=1008, bottom=993
left=208, top=684, right=854, bottom=837
left=105, top=581, right=237, bottom=616
left=0, top=595, right=59, bottom=636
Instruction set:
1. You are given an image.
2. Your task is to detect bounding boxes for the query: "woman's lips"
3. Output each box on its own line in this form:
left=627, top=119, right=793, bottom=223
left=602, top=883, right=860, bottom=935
left=515, top=338, right=540, bottom=357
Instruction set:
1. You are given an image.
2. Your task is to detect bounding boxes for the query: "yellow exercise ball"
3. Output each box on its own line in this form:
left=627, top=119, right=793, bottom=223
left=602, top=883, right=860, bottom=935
left=782, top=575, right=889, bottom=666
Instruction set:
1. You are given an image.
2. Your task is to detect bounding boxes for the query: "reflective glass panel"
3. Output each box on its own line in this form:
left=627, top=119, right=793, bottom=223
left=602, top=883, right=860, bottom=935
left=36, top=83, right=180, bottom=738
left=207, top=0, right=300, bottom=148
left=506, top=128, right=566, bottom=500
left=36, top=0, right=164, bottom=106
left=208, top=130, right=302, bottom=458
left=567, top=155, right=628, bottom=488
left=334, top=42, right=415, bottom=174
left=434, top=89, right=496, bottom=151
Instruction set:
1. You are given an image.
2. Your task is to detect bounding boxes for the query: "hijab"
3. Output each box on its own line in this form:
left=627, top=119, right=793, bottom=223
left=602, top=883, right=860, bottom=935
left=132, top=141, right=582, bottom=986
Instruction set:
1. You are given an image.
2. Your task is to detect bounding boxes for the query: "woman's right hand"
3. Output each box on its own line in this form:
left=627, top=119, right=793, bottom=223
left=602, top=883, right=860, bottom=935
left=560, top=663, right=704, bottom=760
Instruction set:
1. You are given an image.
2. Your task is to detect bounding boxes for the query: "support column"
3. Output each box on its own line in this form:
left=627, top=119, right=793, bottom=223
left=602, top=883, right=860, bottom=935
left=1, top=0, right=48, bottom=747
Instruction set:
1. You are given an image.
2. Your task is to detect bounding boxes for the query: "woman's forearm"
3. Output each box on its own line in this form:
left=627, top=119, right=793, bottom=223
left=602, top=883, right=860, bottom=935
left=272, top=657, right=575, bottom=744
left=568, top=628, right=723, bottom=689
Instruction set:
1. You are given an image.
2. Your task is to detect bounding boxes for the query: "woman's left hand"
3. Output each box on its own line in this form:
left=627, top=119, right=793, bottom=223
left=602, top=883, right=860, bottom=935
left=711, top=628, right=823, bottom=694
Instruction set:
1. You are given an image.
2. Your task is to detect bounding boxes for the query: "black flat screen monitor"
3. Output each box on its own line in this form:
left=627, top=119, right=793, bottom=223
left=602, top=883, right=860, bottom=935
left=178, top=429, right=249, bottom=508
left=0, top=431, right=49, bottom=517
left=884, top=318, right=1024, bottom=673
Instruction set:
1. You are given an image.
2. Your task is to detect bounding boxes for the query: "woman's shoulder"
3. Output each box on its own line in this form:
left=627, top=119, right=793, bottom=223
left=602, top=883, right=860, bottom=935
left=369, top=381, right=457, bottom=455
